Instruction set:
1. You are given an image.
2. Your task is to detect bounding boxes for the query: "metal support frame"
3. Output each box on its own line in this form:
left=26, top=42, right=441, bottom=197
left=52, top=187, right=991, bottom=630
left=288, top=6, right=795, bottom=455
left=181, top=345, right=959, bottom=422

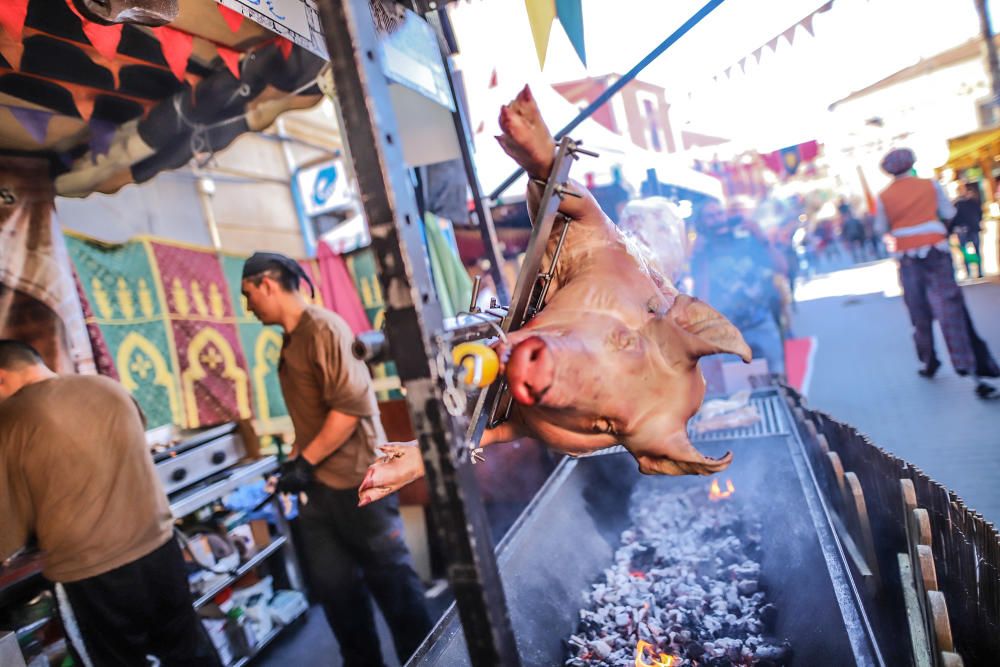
left=315, top=1, right=520, bottom=664
left=427, top=9, right=510, bottom=306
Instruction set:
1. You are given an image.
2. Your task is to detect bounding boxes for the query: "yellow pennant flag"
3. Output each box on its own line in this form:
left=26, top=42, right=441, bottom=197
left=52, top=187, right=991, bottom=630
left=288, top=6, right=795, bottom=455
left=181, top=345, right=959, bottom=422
left=524, top=0, right=556, bottom=69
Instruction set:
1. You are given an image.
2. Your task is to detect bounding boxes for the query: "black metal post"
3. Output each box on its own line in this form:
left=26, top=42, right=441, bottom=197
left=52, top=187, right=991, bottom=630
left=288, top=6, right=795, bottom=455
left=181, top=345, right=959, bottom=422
left=429, top=9, right=510, bottom=305
left=314, top=1, right=521, bottom=665
left=487, top=0, right=727, bottom=201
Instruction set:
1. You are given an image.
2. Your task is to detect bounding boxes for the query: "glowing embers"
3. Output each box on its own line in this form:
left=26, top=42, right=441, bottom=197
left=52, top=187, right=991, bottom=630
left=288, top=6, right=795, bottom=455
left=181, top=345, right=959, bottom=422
left=635, top=640, right=675, bottom=666
left=708, top=479, right=736, bottom=502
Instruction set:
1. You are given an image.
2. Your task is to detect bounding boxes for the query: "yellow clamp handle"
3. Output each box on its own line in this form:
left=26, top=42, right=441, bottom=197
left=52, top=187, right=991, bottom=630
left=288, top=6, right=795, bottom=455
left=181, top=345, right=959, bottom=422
left=451, top=342, right=500, bottom=389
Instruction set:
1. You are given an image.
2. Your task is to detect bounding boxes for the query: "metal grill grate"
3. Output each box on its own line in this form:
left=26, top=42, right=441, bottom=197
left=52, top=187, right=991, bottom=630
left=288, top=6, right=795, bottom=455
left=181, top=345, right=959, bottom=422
left=583, top=391, right=789, bottom=458
left=689, top=392, right=789, bottom=442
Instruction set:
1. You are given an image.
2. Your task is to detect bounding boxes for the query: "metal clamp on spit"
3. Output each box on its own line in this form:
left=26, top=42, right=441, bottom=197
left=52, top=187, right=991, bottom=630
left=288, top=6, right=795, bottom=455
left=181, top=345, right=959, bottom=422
left=455, top=135, right=596, bottom=464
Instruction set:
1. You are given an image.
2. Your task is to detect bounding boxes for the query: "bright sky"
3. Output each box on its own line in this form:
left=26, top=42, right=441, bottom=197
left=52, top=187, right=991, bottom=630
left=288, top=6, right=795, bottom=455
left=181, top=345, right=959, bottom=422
left=448, top=0, right=1000, bottom=154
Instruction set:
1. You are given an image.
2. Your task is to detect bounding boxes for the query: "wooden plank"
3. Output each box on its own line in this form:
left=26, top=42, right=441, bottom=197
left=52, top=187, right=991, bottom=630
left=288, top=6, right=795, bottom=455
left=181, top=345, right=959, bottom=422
left=912, top=508, right=933, bottom=548
left=816, top=433, right=830, bottom=454
left=827, top=452, right=848, bottom=513
left=916, top=544, right=938, bottom=592
left=898, top=553, right=934, bottom=667
left=939, top=652, right=964, bottom=667
left=927, top=590, right=954, bottom=652
left=845, top=471, right=881, bottom=587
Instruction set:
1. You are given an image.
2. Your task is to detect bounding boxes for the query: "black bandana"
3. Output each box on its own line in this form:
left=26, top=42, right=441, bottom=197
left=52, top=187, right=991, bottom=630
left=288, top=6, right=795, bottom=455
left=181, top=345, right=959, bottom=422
left=241, top=251, right=315, bottom=298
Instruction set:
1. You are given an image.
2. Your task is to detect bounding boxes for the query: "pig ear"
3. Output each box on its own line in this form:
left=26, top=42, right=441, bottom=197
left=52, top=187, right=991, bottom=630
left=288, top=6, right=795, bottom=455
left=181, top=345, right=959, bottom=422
left=665, top=294, right=751, bottom=363
left=632, top=429, right=734, bottom=476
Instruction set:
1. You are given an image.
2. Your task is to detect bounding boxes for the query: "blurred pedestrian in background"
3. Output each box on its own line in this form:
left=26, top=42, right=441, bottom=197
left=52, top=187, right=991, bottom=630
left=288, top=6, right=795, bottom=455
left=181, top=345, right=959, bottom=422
left=950, top=181, right=983, bottom=279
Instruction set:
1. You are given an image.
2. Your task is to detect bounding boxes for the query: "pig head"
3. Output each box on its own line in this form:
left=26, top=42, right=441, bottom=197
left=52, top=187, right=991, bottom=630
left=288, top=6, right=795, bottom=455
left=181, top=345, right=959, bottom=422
left=487, top=85, right=751, bottom=476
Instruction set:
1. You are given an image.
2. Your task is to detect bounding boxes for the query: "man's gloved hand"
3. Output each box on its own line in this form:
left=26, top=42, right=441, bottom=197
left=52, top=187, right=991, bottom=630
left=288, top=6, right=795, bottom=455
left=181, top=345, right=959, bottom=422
left=276, top=457, right=315, bottom=494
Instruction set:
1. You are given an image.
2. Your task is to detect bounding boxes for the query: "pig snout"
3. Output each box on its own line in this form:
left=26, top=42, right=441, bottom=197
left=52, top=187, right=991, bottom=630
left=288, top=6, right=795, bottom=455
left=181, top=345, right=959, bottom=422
left=505, top=336, right=555, bottom=406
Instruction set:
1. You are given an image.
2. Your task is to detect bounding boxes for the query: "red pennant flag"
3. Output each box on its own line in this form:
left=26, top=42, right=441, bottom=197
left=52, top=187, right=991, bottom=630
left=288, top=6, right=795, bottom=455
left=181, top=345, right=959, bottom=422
left=216, top=4, right=244, bottom=33
left=154, top=26, right=194, bottom=81
left=488, top=68, right=498, bottom=89
left=475, top=120, right=484, bottom=134
left=72, top=88, right=97, bottom=121
left=276, top=37, right=293, bottom=60
left=216, top=45, right=241, bottom=79
left=0, top=0, right=29, bottom=42
left=766, top=36, right=780, bottom=53
left=0, top=39, right=24, bottom=70
left=65, top=0, right=123, bottom=62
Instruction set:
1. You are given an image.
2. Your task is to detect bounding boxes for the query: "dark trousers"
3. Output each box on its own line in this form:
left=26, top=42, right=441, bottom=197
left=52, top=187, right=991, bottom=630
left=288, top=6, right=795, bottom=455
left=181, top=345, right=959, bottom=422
left=298, top=483, right=432, bottom=667
left=899, top=248, right=978, bottom=374
left=63, top=538, right=222, bottom=667
left=957, top=228, right=982, bottom=275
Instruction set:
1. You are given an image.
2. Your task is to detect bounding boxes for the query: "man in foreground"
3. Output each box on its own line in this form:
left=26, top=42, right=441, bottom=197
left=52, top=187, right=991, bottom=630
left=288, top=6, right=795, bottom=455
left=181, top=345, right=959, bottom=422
left=0, top=340, right=220, bottom=666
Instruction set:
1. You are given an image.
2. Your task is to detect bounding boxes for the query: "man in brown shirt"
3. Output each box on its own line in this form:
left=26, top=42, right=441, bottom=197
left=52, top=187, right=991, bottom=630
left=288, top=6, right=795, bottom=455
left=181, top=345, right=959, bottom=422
left=0, top=340, right=220, bottom=666
left=241, top=252, right=431, bottom=666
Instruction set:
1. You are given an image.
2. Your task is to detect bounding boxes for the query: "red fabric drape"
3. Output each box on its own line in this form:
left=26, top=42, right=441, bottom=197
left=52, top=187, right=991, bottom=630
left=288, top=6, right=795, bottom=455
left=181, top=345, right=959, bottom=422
left=316, top=241, right=372, bottom=335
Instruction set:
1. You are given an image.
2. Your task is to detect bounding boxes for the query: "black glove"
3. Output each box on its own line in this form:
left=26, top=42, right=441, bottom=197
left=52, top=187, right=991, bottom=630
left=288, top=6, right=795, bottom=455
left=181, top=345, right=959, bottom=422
left=276, top=457, right=315, bottom=494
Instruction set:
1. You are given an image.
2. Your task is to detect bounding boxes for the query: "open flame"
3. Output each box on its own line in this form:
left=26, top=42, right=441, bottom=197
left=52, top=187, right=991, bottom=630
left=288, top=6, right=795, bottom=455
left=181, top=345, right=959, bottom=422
left=635, top=640, right=674, bottom=667
left=708, top=478, right=735, bottom=501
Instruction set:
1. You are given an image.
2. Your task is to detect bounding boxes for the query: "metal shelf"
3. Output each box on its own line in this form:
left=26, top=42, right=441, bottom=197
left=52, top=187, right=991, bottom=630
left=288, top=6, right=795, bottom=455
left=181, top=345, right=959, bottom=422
left=193, top=536, right=288, bottom=609
left=169, top=457, right=278, bottom=518
left=229, top=607, right=308, bottom=667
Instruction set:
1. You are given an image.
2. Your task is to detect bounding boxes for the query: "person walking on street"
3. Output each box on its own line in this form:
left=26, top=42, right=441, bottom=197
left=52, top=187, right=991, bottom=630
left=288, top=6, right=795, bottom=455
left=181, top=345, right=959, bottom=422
left=951, top=182, right=983, bottom=278
left=241, top=252, right=432, bottom=666
left=690, top=199, right=788, bottom=378
left=875, top=149, right=1000, bottom=399
left=0, top=340, right=222, bottom=667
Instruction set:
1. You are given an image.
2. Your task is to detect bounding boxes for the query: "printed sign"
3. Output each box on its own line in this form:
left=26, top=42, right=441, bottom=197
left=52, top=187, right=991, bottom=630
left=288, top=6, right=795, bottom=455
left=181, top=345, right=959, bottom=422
left=296, top=160, right=354, bottom=217
left=216, top=0, right=327, bottom=59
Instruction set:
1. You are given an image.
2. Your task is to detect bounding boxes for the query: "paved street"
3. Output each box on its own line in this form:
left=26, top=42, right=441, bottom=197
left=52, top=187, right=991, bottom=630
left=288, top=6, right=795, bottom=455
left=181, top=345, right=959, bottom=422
left=794, top=259, right=1000, bottom=524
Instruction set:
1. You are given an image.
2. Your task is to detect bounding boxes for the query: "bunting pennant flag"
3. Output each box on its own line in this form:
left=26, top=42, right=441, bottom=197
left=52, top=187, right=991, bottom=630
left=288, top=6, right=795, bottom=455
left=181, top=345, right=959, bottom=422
left=857, top=165, right=877, bottom=215
left=0, top=0, right=29, bottom=42
left=221, top=254, right=287, bottom=424
left=65, top=0, right=123, bottom=62
left=802, top=14, right=816, bottom=36
left=738, top=57, right=747, bottom=73
left=9, top=106, right=52, bottom=144
left=154, top=25, right=195, bottom=82
left=724, top=66, right=732, bottom=79
left=717, top=3, right=834, bottom=83
left=71, top=88, right=97, bottom=121
left=488, top=68, right=498, bottom=89
left=217, top=3, right=245, bottom=33
left=782, top=25, right=797, bottom=46
left=524, top=0, right=556, bottom=68
left=216, top=44, right=241, bottom=79
left=66, top=234, right=183, bottom=428
left=0, top=38, right=23, bottom=70
left=555, top=0, right=586, bottom=66
left=276, top=37, right=293, bottom=60
left=149, top=241, right=252, bottom=428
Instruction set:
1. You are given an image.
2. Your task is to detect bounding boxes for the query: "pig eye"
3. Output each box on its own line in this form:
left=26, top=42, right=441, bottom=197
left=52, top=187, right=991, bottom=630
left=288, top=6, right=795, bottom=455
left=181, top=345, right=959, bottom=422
left=592, top=418, right=616, bottom=435
left=609, top=330, right=638, bottom=351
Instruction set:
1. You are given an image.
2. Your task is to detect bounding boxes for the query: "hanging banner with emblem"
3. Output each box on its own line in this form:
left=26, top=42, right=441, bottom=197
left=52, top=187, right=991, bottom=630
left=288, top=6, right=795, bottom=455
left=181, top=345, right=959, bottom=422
left=215, top=0, right=327, bottom=59
left=148, top=242, right=253, bottom=428
left=66, top=235, right=183, bottom=428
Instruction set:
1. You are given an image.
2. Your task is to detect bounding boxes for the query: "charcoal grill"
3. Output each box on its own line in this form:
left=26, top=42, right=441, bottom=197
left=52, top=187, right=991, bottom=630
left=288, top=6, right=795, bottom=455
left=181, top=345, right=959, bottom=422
left=410, top=389, right=884, bottom=666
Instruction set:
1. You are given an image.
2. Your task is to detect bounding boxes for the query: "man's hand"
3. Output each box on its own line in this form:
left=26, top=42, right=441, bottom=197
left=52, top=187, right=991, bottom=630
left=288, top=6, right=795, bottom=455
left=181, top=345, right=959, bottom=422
left=358, top=442, right=424, bottom=507
left=276, top=457, right=315, bottom=494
